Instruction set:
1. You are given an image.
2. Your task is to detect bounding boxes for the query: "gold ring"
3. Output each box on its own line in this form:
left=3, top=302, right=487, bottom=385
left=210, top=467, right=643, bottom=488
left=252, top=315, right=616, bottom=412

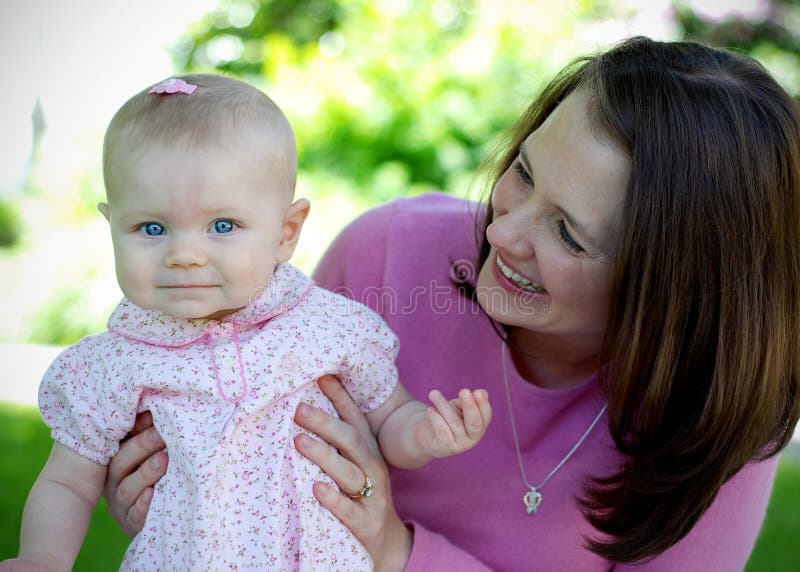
left=349, top=476, right=374, bottom=499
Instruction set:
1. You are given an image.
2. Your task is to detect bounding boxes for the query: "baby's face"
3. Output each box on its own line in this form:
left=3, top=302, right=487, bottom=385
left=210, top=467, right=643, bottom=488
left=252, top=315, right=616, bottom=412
left=101, top=136, right=304, bottom=320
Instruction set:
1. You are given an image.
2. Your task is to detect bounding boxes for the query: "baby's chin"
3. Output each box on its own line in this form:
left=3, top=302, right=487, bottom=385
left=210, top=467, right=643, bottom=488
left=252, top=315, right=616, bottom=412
left=126, top=295, right=242, bottom=321
left=162, top=304, right=242, bottom=321
left=196, top=307, right=242, bottom=320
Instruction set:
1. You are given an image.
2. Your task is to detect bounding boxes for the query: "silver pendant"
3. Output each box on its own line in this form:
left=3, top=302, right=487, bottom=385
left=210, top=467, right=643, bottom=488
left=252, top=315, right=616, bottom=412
left=523, top=487, right=542, bottom=515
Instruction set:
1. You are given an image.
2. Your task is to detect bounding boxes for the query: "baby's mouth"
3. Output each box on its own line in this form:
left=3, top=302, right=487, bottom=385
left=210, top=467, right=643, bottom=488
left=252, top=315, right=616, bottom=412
left=496, top=255, right=546, bottom=294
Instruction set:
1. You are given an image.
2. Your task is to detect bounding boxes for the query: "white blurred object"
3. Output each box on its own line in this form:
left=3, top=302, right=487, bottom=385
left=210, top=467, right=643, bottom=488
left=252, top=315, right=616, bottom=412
left=686, top=0, right=771, bottom=21
left=0, top=342, right=64, bottom=406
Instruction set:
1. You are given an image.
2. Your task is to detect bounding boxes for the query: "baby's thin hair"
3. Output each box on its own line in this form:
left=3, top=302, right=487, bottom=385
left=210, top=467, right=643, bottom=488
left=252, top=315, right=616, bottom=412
left=103, top=73, right=297, bottom=196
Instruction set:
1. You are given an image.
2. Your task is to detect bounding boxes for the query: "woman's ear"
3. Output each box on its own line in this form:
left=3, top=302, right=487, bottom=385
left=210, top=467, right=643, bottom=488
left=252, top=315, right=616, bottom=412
left=276, top=198, right=310, bottom=263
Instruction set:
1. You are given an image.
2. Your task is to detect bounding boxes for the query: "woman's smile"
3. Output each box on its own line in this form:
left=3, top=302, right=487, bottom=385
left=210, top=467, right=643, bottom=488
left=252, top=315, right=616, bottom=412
left=495, top=254, right=546, bottom=294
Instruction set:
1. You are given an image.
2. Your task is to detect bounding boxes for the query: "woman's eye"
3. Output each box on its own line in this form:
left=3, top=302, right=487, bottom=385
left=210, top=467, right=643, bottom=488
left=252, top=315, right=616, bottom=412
left=139, top=223, right=165, bottom=236
left=212, top=219, right=236, bottom=234
left=513, top=161, right=534, bottom=186
left=558, top=221, right=584, bottom=254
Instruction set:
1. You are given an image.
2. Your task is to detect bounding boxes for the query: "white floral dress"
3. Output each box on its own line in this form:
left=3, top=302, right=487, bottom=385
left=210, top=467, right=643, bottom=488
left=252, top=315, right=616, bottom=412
left=39, top=263, right=399, bottom=571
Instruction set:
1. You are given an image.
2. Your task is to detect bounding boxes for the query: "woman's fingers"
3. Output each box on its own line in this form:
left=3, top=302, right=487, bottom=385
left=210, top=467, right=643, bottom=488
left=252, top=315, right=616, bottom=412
left=125, top=484, right=155, bottom=534
left=293, top=375, right=386, bottom=497
left=293, top=376, right=412, bottom=569
left=313, top=481, right=365, bottom=528
left=113, top=450, right=168, bottom=536
left=318, top=375, right=375, bottom=443
left=296, top=376, right=381, bottom=467
left=104, top=422, right=168, bottom=537
left=293, top=432, right=366, bottom=496
left=311, top=479, right=387, bottom=538
left=127, top=410, right=155, bottom=438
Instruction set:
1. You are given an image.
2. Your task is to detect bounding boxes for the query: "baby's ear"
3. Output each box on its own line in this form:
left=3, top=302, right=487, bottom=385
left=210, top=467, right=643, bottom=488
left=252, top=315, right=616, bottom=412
left=97, top=202, right=111, bottom=222
left=276, top=198, right=310, bottom=263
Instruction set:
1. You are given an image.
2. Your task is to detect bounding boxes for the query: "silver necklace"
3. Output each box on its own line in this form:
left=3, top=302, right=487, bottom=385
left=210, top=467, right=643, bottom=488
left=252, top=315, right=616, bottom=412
left=501, top=335, right=607, bottom=515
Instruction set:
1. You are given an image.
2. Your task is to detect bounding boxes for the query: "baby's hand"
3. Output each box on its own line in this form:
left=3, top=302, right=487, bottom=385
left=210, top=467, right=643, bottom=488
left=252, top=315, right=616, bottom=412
left=415, top=388, right=492, bottom=458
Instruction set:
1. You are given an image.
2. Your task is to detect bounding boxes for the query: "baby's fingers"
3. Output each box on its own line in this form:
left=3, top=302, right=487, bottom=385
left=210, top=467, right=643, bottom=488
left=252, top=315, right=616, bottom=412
left=425, top=405, right=455, bottom=445
left=474, top=389, right=492, bottom=434
left=458, top=389, right=488, bottom=440
left=428, top=390, right=464, bottom=434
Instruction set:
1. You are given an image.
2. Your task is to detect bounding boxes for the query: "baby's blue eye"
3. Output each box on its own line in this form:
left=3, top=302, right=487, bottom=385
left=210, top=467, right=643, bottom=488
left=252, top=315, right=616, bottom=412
left=212, top=220, right=235, bottom=234
left=140, top=223, right=165, bottom=236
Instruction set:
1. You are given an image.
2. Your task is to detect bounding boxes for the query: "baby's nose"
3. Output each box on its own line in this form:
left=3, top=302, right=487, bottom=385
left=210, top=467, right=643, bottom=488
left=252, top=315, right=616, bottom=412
left=164, top=236, right=208, bottom=268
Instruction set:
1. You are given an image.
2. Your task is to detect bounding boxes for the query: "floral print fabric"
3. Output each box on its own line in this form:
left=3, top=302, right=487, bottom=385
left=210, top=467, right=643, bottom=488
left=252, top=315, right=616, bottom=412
left=39, top=263, right=399, bottom=571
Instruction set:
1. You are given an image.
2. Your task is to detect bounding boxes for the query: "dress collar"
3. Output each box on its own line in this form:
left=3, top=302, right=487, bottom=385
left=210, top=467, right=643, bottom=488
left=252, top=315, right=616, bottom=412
left=107, top=263, right=315, bottom=347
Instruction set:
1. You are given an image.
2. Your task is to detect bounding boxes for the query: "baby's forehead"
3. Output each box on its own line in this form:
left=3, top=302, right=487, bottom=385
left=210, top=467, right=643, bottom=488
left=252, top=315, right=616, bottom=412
left=113, top=116, right=292, bottom=151
left=109, top=124, right=294, bottom=172
left=106, top=135, right=295, bottom=203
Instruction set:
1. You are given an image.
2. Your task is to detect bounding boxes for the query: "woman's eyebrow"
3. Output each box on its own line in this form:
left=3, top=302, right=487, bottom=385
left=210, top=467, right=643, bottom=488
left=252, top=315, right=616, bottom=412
left=519, top=144, right=602, bottom=251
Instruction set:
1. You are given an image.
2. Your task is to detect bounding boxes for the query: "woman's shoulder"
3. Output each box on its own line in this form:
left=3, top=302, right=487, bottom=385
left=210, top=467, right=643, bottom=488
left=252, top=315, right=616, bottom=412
left=314, top=192, right=484, bottom=293
left=355, top=191, right=482, bottom=238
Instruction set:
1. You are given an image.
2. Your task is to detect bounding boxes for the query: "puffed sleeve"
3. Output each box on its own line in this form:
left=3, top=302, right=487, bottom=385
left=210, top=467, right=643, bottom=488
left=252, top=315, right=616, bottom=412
left=38, top=335, right=141, bottom=465
left=335, top=300, right=400, bottom=413
left=312, top=202, right=400, bottom=411
left=610, top=455, right=779, bottom=572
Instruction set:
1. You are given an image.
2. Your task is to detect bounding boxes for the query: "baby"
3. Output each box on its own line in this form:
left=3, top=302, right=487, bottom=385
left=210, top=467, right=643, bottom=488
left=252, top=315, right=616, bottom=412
left=3, top=75, right=491, bottom=571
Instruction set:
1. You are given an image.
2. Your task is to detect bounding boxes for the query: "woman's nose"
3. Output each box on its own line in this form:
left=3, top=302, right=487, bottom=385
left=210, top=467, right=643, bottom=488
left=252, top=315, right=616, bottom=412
left=491, top=166, right=522, bottom=218
left=488, top=169, right=537, bottom=258
left=486, top=211, right=536, bottom=260
left=164, top=235, right=208, bottom=268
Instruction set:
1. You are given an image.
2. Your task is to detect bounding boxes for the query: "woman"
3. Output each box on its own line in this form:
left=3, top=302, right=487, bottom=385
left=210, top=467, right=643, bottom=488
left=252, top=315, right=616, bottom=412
left=104, top=37, right=800, bottom=570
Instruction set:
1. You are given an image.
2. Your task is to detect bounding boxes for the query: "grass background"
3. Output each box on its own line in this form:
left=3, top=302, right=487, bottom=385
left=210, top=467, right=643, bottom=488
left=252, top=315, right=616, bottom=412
left=1, top=402, right=798, bottom=570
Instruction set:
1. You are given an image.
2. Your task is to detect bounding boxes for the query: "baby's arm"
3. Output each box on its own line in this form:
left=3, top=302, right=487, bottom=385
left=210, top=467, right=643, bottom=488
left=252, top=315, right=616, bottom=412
left=366, top=384, right=492, bottom=469
left=5, top=443, right=106, bottom=571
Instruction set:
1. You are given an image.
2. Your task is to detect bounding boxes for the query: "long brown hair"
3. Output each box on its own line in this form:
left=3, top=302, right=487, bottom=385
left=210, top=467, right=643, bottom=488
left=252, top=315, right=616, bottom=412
left=475, top=36, right=800, bottom=562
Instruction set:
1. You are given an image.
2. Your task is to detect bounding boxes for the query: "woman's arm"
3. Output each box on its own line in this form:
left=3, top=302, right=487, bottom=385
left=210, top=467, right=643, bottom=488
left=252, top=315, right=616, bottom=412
left=294, top=375, right=494, bottom=571
left=103, top=411, right=169, bottom=537
left=7, top=443, right=106, bottom=571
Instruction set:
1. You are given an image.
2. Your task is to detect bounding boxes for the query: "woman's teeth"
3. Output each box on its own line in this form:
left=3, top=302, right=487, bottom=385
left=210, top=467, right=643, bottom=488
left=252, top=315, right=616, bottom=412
left=496, top=256, right=546, bottom=293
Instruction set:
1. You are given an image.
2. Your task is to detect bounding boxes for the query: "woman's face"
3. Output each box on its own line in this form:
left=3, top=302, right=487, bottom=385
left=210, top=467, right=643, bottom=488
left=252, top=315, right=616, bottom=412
left=476, top=89, right=630, bottom=352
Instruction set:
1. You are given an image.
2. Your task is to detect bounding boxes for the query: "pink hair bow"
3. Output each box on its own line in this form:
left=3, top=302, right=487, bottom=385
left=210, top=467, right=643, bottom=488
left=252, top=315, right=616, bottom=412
left=148, top=78, right=197, bottom=95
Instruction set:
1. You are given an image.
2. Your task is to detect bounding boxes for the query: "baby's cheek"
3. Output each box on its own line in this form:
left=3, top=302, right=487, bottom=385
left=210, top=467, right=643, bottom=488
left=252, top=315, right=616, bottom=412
left=232, top=273, right=272, bottom=307
left=117, top=262, right=154, bottom=305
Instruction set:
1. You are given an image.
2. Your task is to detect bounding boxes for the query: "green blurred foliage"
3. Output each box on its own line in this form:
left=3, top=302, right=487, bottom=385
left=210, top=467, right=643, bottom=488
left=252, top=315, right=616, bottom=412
left=0, top=197, right=22, bottom=248
left=176, top=0, right=557, bottom=201
left=26, top=286, right=104, bottom=346
left=674, top=0, right=800, bottom=97
left=0, top=403, right=130, bottom=569
left=169, top=0, right=800, bottom=211
left=8, top=1, right=800, bottom=349
left=746, top=455, right=800, bottom=572
left=675, top=0, right=800, bottom=55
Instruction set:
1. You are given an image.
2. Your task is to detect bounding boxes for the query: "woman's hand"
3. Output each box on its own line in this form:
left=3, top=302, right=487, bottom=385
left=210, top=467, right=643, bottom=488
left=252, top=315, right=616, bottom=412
left=294, top=375, right=413, bottom=572
left=103, top=411, right=168, bottom=537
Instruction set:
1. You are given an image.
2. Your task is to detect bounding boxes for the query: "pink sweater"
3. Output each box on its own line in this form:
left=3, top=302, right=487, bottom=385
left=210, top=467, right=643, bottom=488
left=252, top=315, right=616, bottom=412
left=313, top=192, right=778, bottom=572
